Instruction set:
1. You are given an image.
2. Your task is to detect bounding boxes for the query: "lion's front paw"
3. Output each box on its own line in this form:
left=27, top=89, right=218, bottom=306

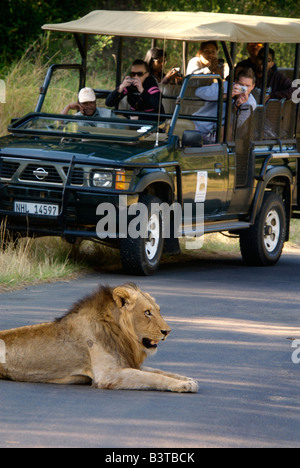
left=183, top=379, right=199, bottom=393
left=172, top=379, right=199, bottom=393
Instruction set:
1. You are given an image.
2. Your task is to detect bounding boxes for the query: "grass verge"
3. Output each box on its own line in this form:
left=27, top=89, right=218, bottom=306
left=0, top=221, right=122, bottom=292
left=0, top=233, right=80, bottom=293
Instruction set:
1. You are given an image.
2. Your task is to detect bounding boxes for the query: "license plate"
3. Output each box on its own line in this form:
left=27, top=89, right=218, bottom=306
left=14, top=201, right=59, bottom=216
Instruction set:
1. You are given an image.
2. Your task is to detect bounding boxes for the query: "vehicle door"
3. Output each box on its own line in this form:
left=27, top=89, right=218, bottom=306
left=179, top=143, right=229, bottom=220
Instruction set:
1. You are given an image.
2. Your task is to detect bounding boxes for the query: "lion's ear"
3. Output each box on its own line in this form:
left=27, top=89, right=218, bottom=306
left=113, top=286, right=138, bottom=311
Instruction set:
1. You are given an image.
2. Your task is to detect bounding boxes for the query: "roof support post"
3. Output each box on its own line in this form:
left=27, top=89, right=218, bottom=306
left=182, top=41, right=188, bottom=75
left=116, top=37, right=123, bottom=87
left=294, top=43, right=300, bottom=80
left=223, top=41, right=236, bottom=142
left=73, top=33, right=87, bottom=89
left=260, top=43, right=269, bottom=105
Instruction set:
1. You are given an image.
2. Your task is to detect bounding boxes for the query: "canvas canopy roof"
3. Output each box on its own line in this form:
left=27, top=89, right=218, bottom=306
left=42, top=10, right=300, bottom=44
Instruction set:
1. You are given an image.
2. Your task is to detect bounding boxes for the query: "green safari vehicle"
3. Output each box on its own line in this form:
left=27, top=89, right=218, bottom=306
left=0, top=10, right=300, bottom=275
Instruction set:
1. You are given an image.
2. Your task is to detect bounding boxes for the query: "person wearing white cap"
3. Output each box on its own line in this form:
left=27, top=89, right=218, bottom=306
left=61, top=87, right=110, bottom=118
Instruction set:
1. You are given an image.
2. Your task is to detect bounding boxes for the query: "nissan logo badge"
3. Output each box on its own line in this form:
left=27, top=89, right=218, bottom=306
left=33, top=167, right=49, bottom=181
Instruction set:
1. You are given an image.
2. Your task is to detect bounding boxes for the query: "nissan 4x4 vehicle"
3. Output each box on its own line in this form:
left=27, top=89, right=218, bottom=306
left=0, top=10, right=300, bottom=275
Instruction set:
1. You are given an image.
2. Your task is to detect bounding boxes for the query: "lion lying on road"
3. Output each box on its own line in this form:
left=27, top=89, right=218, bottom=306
left=0, top=283, right=198, bottom=393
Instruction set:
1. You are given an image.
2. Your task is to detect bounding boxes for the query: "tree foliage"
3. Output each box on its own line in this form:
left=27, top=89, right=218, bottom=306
left=0, top=0, right=102, bottom=63
left=140, top=0, right=299, bottom=17
left=0, top=0, right=299, bottom=65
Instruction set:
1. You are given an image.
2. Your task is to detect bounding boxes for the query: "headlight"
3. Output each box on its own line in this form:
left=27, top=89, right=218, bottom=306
left=92, top=172, right=113, bottom=188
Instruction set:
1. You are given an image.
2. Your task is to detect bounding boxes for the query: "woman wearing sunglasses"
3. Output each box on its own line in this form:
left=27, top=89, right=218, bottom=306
left=106, top=59, right=165, bottom=120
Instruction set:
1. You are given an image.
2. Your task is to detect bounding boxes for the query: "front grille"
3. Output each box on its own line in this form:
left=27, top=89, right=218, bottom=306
left=0, top=161, right=20, bottom=179
left=63, top=167, right=84, bottom=186
left=20, top=164, right=63, bottom=184
left=0, top=157, right=118, bottom=190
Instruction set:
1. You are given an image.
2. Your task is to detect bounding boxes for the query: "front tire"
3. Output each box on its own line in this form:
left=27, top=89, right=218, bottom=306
left=240, top=192, right=286, bottom=266
left=120, top=194, right=164, bottom=275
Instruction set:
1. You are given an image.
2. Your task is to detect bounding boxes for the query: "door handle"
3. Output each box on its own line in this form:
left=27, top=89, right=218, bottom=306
left=214, top=163, right=223, bottom=174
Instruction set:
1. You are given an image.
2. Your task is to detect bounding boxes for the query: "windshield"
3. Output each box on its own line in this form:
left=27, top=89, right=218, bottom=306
left=9, top=114, right=160, bottom=142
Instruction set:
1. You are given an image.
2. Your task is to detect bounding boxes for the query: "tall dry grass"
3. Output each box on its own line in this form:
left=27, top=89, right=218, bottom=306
left=0, top=36, right=116, bottom=137
left=0, top=220, right=82, bottom=291
left=0, top=49, right=78, bottom=136
left=0, top=220, right=123, bottom=291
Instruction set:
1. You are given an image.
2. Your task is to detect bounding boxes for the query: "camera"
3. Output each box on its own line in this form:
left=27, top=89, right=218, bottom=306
left=128, top=84, right=138, bottom=93
left=236, top=85, right=248, bottom=94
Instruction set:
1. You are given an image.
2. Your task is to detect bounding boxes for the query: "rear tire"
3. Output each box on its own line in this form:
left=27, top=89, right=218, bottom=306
left=240, top=192, right=286, bottom=266
left=120, top=194, right=164, bottom=275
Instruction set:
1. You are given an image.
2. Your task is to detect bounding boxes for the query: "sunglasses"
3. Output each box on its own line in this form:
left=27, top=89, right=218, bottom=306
left=130, top=71, right=147, bottom=78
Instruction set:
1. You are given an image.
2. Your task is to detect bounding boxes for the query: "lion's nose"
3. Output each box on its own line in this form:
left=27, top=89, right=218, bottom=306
left=161, top=329, right=170, bottom=337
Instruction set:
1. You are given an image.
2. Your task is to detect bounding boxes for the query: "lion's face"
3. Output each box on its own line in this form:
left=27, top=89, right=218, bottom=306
left=113, top=284, right=171, bottom=355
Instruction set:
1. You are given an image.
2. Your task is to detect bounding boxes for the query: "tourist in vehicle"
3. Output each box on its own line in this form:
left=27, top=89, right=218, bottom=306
left=235, top=43, right=263, bottom=73
left=193, top=68, right=256, bottom=141
left=61, top=87, right=111, bottom=118
left=105, top=59, right=165, bottom=119
left=186, top=41, right=224, bottom=77
left=255, top=47, right=294, bottom=100
left=144, top=47, right=182, bottom=84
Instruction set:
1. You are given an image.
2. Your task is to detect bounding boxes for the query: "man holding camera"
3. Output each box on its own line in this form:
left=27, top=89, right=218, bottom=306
left=193, top=68, right=256, bottom=140
left=106, top=59, right=165, bottom=120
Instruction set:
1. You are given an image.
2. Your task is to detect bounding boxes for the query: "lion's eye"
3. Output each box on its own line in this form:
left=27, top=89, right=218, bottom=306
left=145, top=310, right=152, bottom=317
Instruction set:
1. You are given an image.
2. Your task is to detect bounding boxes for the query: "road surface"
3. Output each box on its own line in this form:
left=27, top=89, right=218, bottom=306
left=0, top=251, right=299, bottom=448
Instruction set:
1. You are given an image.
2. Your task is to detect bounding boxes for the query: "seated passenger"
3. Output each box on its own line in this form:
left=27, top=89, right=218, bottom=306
left=193, top=68, right=257, bottom=141
left=105, top=59, right=165, bottom=120
left=61, top=87, right=110, bottom=118
left=255, top=47, right=294, bottom=100
left=186, top=41, right=224, bottom=78
left=144, top=47, right=182, bottom=84
left=236, top=43, right=277, bottom=76
left=236, top=43, right=263, bottom=73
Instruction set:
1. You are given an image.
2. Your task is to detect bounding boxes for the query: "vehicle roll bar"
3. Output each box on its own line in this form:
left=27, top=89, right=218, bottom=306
left=35, top=64, right=85, bottom=113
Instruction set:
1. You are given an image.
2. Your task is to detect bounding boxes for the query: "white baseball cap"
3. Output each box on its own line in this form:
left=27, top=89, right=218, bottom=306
left=78, top=87, right=96, bottom=103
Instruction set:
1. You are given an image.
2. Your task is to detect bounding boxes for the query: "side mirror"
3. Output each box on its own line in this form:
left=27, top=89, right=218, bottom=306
left=182, top=130, right=203, bottom=148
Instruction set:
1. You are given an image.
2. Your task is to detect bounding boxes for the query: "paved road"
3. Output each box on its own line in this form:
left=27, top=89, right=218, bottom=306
left=0, top=251, right=299, bottom=448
